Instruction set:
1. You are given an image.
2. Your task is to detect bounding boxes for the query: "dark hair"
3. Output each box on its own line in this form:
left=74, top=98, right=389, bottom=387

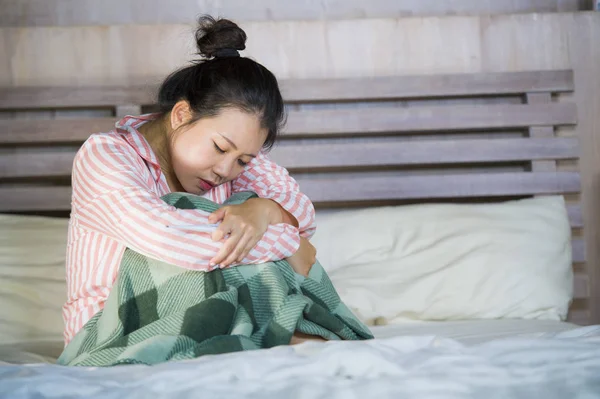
left=157, top=15, right=285, bottom=151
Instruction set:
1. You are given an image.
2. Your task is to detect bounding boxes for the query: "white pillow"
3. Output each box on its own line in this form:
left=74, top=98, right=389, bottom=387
left=311, top=196, right=573, bottom=324
left=0, top=196, right=573, bottom=343
left=0, top=214, right=68, bottom=343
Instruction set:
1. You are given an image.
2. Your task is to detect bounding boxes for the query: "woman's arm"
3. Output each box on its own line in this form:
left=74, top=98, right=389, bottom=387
left=71, top=135, right=300, bottom=271
left=232, top=152, right=317, bottom=238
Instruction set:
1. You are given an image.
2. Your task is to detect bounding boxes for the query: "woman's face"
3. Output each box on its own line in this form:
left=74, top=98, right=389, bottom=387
left=169, top=102, right=267, bottom=195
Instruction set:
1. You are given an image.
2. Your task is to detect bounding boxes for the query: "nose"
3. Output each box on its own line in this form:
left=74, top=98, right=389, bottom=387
left=212, top=158, right=235, bottom=181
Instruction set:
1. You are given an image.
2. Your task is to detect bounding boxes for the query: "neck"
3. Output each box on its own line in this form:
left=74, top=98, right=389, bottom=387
left=138, top=115, right=184, bottom=192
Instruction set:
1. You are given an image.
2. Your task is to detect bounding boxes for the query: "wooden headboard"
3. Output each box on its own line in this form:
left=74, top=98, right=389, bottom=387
left=0, top=69, right=594, bottom=325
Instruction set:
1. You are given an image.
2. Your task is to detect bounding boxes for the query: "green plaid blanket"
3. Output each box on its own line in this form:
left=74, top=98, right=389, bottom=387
left=57, top=192, right=373, bottom=367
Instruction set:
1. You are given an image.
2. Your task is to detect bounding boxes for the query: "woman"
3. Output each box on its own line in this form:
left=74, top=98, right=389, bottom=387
left=62, top=16, right=322, bottom=348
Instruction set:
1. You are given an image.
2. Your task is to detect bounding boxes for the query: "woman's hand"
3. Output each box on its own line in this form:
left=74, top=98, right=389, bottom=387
left=286, top=237, right=317, bottom=277
left=208, top=198, right=282, bottom=268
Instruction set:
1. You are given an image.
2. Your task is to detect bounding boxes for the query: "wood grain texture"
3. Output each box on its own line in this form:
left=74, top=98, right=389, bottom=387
left=572, top=238, right=586, bottom=264
left=0, top=137, right=581, bottom=178
left=272, top=137, right=580, bottom=168
left=282, top=103, right=577, bottom=135
left=526, top=93, right=558, bottom=172
left=0, top=15, right=586, bottom=86
left=479, top=13, right=573, bottom=73
left=293, top=172, right=581, bottom=202
left=0, top=86, right=156, bottom=109
left=567, top=204, right=583, bottom=228
left=0, top=172, right=581, bottom=212
left=0, top=150, right=76, bottom=178
left=0, top=18, right=520, bottom=85
left=575, top=270, right=589, bottom=299
left=278, top=70, right=575, bottom=102
left=0, top=118, right=114, bottom=144
left=0, top=0, right=585, bottom=27
left=567, top=13, right=600, bottom=324
left=0, top=70, right=574, bottom=109
left=0, top=186, right=72, bottom=211
left=0, top=103, right=578, bottom=143
left=567, top=311, right=591, bottom=325
left=475, top=12, right=598, bottom=324
left=115, top=105, right=141, bottom=118
left=0, top=13, right=596, bottom=325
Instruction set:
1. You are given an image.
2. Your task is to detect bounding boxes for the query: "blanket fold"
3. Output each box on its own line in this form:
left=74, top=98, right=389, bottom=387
left=58, top=192, right=372, bottom=366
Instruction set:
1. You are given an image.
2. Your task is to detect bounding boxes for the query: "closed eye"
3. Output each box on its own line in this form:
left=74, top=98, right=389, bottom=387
left=215, top=142, right=248, bottom=167
left=214, top=142, right=225, bottom=154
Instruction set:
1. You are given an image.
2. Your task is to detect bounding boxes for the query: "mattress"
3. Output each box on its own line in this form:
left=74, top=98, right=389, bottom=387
left=1, top=324, right=600, bottom=399
left=0, top=319, right=579, bottom=365
left=0, top=319, right=582, bottom=365
left=370, top=319, right=580, bottom=345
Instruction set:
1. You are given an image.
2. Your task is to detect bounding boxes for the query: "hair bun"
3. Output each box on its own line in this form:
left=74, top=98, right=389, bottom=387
left=195, top=15, right=247, bottom=59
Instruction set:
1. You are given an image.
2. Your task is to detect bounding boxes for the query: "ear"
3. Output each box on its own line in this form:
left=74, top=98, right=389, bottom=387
left=170, top=100, right=192, bottom=130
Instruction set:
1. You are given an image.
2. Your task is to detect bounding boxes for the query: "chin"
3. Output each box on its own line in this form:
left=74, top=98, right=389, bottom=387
left=181, top=184, right=203, bottom=195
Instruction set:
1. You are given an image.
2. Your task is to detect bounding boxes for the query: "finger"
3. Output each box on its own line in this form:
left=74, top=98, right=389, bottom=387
left=212, top=218, right=233, bottom=242
left=234, top=235, right=255, bottom=263
left=208, top=207, right=227, bottom=224
left=224, top=233, right=253, bottom=267
left=211, top=230, right=242, bottom=266
left=237, top=234, right=260, bottom=262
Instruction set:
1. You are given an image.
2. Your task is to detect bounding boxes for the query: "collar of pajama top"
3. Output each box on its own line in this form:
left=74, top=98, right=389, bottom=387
left=114, top=113, right=164, bottom=183
left=111, top=114, right=316, bottom=240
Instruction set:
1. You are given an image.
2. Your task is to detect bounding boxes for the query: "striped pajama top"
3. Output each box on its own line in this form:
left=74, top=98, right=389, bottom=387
left=62, top=114, right=316, bottom=345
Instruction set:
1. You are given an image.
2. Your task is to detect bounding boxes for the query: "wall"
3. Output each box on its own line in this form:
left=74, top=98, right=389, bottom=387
left=0, top=13, right=595, bottom=85
left=0, top=0, right=593, bottom=26
left=0, top=11, right=598, bottom=323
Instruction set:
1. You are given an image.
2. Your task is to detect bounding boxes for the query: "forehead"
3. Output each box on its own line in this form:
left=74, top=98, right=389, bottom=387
left=197, top=108, right=267, bottom=150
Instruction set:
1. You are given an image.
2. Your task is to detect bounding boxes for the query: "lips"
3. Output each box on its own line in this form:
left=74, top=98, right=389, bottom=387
left=198, top=179, right=215, bottom=191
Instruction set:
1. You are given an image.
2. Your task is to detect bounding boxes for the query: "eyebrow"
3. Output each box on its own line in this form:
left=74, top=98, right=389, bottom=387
left=217, top=133, right=257, bottom=158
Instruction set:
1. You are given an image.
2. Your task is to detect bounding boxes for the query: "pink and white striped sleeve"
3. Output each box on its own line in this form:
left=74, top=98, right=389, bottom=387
left=71, top=135, right=300, bottom=270
left=232, top=152, right=317, bottom=238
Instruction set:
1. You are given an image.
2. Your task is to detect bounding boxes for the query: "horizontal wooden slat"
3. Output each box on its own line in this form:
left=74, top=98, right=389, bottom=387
left=0, top=158, right=586, bottom=228
left=270, top=137, right=580, bottom=169
left=0, top=137, right=581, bottom=179
left=282, top=103, right=578, bottom=135
left=0, top=151, right=76, bottom=178
left=0, top=172, right=581, bottom=212
left=116, top=104, right=142, bottom=118
left=0, top=164, right=585, bottom=232
left=294, top=172, right=581, bottom=202
left=0, top=118, right=114, bottom=144
left=0, top=71, right=574, bottom=110
left=0, top=103, right=578, bottom=144
left=0, top=87, right=155, bottom=110
left=0, top=186, right=73, bottom=211
left=281, top=70, right=575, bottom=102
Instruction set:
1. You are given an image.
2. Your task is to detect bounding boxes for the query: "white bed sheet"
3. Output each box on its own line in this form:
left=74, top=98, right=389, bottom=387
left=370, top=319, right=580, bottom=345
left=1, top=322, right=600, bottom=399
left=0, top=319, right=579, bottom=365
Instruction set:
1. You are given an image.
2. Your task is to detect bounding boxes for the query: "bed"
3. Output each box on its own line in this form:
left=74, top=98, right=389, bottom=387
left=1, top=69, right=599, bottom=398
